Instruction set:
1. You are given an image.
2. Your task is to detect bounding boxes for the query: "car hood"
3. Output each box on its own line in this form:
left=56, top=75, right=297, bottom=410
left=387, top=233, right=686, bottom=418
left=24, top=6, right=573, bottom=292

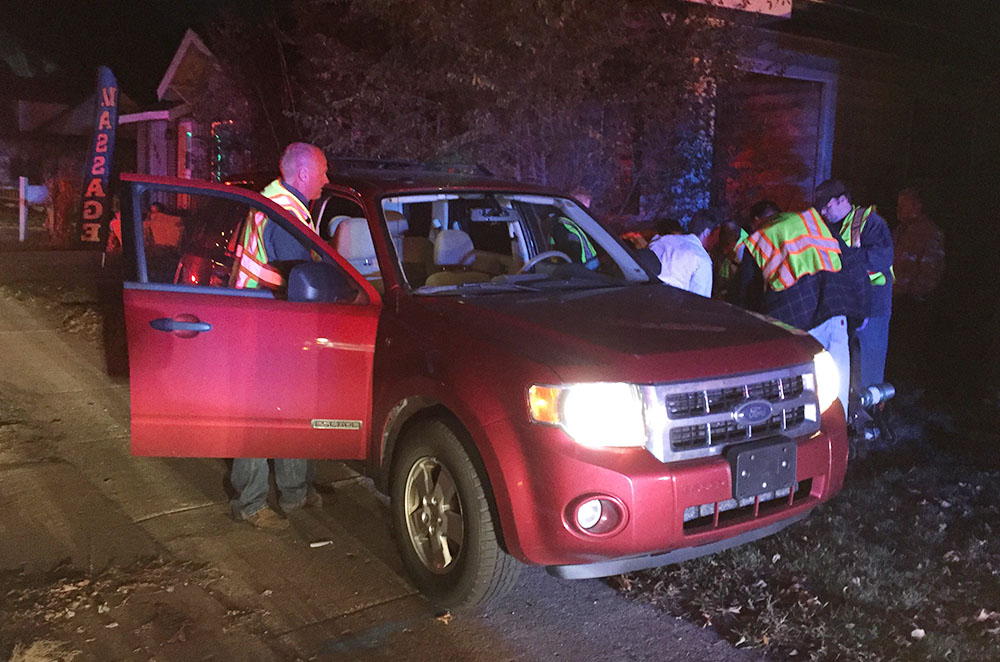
left=420, top=283, right=821, bottom=383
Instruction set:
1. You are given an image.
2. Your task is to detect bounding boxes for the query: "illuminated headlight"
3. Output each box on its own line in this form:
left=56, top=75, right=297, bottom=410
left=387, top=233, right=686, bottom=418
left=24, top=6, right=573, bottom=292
left=528, top=383, right=646, bottom=447
left=813, top=350, right=839, bottom=412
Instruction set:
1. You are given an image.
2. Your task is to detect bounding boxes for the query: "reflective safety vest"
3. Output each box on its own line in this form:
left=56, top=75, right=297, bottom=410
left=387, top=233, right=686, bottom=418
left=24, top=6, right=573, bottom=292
left=837, top=205, right=892, bottom=286
left=745, top=208, right=842, bottom=292
left=551, top=216, right=598, bottom=263
left=716, top=227, right=749, bottom=284
left=232, top=180, right=316, bottom=289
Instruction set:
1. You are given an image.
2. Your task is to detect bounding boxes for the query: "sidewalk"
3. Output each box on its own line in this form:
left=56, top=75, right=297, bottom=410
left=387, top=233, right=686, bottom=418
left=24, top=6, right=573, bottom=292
left=0, top=272, right=765, bottom=662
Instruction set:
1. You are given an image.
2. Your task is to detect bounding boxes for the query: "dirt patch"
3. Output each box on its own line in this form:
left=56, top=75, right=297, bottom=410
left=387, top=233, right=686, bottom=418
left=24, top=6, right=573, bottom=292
left=0, top=385, right=57, bottom=465
left=0, top=285, right=102, bottom=344
left=0, top=559, right=246, bottom=662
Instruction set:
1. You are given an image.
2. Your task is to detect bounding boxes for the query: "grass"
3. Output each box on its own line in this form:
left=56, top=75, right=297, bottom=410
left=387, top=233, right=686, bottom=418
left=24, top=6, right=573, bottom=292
left=0, top=206, right=56, bottom=249
left=6, top=640, right=80, bottom=662
left=0, top=205, right=48, bottom=228
left=617, top=409, right=1000, bottom=661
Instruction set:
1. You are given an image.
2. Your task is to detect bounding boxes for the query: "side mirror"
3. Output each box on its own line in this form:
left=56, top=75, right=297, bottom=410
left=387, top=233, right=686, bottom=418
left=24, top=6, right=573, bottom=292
left=627, top=245, right=663, bottom=281
left=287, top=261, right=356, bottom=303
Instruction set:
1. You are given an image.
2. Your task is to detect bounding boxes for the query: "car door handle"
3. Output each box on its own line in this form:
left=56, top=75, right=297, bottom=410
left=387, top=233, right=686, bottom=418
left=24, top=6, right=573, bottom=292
left=149, top=317, right=213, bottom=334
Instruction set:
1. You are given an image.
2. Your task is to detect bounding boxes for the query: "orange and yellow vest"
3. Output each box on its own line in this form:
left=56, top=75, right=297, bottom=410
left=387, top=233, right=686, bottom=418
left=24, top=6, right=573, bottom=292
left=744, top=208, right=842, bottom=292
left=231, top=180, right=316, bottom=289
left=837, top=205, right=892, bottom=286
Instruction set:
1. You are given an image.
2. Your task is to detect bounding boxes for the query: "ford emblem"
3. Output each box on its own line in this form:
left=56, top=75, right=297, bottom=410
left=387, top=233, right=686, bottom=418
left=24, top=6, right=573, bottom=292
left=733, top=399, right=773, bottom=426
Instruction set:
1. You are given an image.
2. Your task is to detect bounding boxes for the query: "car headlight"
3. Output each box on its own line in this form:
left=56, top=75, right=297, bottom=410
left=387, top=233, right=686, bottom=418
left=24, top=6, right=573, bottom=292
left=527, top=383, right=646, bottom=447
left=813, top=350, right=839, bottom=412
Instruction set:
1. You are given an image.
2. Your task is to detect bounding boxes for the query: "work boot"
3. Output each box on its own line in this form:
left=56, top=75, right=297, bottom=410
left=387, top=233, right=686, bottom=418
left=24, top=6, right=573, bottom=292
left=241, top=507, right=290, bottom=530
left=285, top=488, right=323, bottom=513
left=304, top=488, right=323, bottom=509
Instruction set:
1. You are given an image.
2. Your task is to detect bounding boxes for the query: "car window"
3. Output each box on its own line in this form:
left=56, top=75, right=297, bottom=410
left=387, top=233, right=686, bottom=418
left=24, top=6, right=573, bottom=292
left=130, top=187, right=360, bottom=301
left=134, top=190, right=243, bottom=287
left=381, top=192, right=648, bottom=291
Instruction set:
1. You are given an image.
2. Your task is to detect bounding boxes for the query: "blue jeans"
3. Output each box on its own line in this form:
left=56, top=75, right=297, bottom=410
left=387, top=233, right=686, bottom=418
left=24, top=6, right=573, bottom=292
left=231, top=458, right=309, bottom=518
left=857, top=315, right=891, bottom=388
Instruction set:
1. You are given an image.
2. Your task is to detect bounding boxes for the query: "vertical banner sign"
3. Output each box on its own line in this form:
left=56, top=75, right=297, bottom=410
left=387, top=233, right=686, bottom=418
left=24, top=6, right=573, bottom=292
left=79, top=66, right=118, bottom=244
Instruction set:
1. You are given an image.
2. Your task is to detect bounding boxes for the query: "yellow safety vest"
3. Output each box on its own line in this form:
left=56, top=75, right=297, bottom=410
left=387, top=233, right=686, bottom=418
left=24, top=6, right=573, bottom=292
left=550, top=216, right=598, bottom=263
left=745, top=208, right=842, bottom=292
left=838, top=205, right=892, bottom=286
left=232, top=180, right=315, bottom=289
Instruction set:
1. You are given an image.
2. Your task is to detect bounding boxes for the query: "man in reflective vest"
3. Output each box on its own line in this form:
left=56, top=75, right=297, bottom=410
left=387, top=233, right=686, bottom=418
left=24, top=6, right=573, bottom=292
left=814, top=179, right=894, bottom=390
left=231, top=142, right=328, bottom=290
left=743, top=208, right=868, bottom=418
left=546, top=210, right=599, bottom=267
left=230, top=142, right=329, bottom=530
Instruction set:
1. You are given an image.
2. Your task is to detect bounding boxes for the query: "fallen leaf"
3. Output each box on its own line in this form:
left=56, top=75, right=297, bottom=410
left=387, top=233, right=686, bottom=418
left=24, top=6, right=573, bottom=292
left=435, top=612, right=453, bottom=625
left=614, top=574, right=633, bottom=591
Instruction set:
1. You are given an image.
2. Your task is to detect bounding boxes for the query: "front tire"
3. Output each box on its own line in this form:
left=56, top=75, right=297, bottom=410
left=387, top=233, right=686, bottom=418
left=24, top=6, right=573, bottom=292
left=390, top=418, right=520, bottom=609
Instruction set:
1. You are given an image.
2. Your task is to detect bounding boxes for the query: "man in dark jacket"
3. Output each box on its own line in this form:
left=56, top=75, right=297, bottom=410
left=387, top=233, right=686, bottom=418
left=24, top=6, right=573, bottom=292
left=814, top=180, right=894, bottom=389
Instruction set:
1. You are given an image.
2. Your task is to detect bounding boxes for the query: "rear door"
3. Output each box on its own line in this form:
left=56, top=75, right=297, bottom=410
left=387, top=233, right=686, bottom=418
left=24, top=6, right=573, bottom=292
left=118, top=174, right=381, bottom=459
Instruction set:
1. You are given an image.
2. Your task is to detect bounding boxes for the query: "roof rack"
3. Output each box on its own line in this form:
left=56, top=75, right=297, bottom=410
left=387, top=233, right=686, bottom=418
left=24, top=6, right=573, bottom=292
left=331, top=158, right=492, bottom=177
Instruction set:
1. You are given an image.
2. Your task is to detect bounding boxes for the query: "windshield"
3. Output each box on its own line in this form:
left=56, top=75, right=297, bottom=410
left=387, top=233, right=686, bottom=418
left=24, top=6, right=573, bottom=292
left=381, top=192, right=649, bottom=294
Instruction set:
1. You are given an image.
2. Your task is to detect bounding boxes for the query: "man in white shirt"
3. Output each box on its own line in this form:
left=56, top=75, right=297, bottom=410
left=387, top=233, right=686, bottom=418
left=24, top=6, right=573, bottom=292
left=648, top=210, right=721, bottom=297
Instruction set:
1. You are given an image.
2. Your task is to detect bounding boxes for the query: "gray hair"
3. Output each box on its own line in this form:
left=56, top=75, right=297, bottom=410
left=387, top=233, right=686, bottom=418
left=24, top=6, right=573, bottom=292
left=279, top=142, right=321, bottom=180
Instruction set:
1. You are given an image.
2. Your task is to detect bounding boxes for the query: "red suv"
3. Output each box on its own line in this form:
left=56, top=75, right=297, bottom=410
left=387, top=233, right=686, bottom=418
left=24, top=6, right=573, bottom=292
left=118, top=166, right=847, bottom=608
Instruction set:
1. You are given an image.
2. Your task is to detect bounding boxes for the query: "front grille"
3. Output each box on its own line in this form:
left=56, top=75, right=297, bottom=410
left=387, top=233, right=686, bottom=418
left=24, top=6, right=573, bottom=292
left=643, top=363, right=820, bottom=463
left=666, top=375, right=804, bottom=419
left=670, top=406, right=807, bottom=451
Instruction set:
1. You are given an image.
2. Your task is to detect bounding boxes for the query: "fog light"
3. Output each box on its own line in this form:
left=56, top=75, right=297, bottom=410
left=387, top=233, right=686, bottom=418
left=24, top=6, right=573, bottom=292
left=576, top=499, right=603, bottom=530
left=567, top=496, right=627, bottom=537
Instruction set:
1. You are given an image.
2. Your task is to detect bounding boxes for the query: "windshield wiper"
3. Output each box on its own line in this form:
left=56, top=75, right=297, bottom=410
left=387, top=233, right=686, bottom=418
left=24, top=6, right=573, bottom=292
left=414, top=281, right=542, bottom=295
left=531, top=275, right=624, bottom=291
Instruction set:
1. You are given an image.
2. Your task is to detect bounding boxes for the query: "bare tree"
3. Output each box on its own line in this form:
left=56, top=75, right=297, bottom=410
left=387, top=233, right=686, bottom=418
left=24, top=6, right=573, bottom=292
left=292, top=0, right=754, bottom=221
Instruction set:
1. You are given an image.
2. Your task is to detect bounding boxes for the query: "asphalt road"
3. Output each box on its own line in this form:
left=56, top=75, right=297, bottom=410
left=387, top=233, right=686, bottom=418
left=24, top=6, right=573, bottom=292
left=0, top=250, right=766, bottom=661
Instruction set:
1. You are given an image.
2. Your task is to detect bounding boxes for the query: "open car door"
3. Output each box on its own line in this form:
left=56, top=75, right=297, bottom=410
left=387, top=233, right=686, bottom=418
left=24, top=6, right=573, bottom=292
left=118, top=174, right=381, bottom=459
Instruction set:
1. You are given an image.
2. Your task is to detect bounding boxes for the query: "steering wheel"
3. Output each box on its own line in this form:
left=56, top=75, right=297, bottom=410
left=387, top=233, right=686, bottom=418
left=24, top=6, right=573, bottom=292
left=518, top=250, right=573, bottom=274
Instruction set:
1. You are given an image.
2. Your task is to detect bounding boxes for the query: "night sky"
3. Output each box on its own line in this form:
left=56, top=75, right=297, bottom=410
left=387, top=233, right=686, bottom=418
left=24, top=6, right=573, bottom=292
left=2, top=0, right=252, bottom=103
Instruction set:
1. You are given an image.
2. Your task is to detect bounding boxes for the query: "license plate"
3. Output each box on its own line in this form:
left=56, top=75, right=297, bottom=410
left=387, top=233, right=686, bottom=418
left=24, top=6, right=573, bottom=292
left=725, top=437, right=797, bottom=500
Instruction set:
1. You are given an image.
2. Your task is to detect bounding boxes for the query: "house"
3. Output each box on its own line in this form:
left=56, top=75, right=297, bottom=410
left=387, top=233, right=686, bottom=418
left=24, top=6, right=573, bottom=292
left=708, top=0, right=995, bottom=223
left=0, top=68, right=140, bottom=186
left=119, top=30, right=220, bottom=207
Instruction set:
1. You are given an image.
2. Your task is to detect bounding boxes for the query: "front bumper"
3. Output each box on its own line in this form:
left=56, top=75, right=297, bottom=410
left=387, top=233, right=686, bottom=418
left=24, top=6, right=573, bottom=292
left=546, top=510, right=810, bottom=579
left=483, top=406, right=847, bottom=569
